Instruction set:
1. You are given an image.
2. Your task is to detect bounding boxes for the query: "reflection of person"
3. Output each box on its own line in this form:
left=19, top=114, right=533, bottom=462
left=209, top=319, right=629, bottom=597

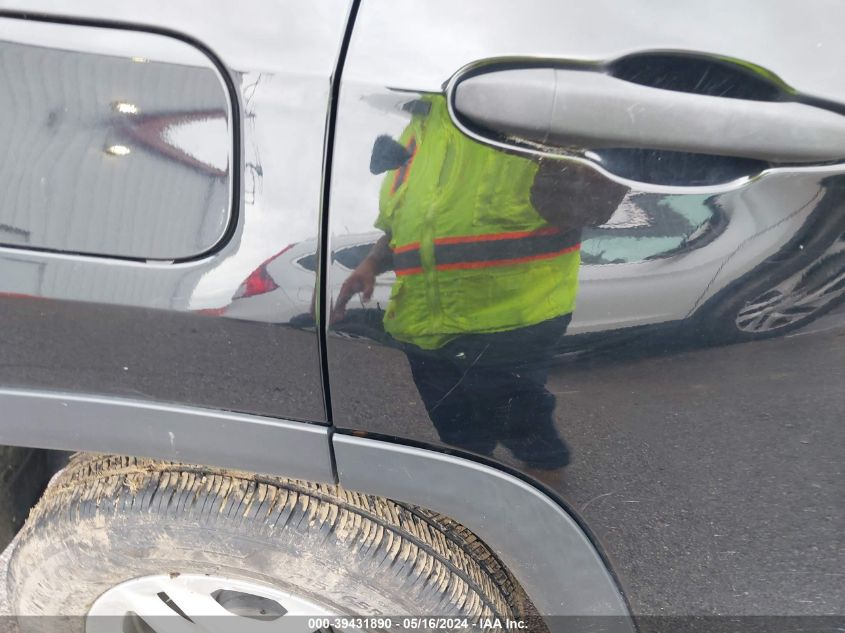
left=334, top=95, right=626, bottom=469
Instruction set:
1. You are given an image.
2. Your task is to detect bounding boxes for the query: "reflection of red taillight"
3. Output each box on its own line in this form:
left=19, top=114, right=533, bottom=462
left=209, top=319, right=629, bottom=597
left=232, top=245, right=294, bottom=300
left=234, top=265, right=279, bottom=299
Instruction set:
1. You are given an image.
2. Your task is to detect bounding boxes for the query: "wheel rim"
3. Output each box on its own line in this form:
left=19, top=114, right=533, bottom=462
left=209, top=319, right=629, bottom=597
left=735, top=236, right=845, bottom=334
left=86, top=573, right=334, bottom=633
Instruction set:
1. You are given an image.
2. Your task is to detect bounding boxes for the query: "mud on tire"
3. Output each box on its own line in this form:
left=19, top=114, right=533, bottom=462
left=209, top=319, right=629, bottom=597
left=9, top=454, right=534, bottom=631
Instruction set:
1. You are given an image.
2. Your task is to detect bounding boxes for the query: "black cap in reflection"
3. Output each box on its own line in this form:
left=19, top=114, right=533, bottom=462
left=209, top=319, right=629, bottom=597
left=334, top=94, right=627, bottom=469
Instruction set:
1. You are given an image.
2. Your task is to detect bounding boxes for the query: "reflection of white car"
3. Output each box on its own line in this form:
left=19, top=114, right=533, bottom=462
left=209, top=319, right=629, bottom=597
left=573, top=181, right=845, bottom=341
left=227, top=188, right=845, bottom=343
left=222, top=233, right=396, bottom=325
left=223, top=242, right=316, bottom=323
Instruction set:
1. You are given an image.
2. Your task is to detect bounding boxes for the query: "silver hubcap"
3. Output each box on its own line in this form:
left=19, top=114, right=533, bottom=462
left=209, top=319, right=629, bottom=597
left=735, top=234, right=845, bottom=333
left=86, top=573, right=334, bottom=633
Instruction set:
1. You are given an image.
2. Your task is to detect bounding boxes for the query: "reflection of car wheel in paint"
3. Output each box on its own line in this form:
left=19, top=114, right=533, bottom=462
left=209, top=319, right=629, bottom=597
left=699, top=229, right=845, bottom=343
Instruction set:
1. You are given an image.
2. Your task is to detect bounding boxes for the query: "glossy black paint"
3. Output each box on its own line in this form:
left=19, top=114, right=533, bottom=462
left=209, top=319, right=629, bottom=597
left=326, top=130, right=845, bottom=616
left=0, top=5, right=355, bottom=425
left=325, top=2, right=845, bottom=617
left=0, top=296, right=323, bottom=420
left=330, top=313, right=845, bottom=614
left=0, top=1, right=841, bottom=625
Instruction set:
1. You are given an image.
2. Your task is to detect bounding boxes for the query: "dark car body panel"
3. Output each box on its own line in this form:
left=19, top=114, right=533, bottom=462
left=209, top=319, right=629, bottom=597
left=0, top=0, right=841, bottom=627
left=325, top=0, right=845, bottom=619
left=0, top=2, right=356, bottom=423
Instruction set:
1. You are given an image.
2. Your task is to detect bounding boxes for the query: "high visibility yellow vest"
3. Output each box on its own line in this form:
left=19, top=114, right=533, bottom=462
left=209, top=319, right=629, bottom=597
left=376, top=96, right=580, bottom=349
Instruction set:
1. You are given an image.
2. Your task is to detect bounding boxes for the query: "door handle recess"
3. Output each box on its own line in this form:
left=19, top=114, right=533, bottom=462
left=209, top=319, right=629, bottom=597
left=453, top=68, right=845, bottom=164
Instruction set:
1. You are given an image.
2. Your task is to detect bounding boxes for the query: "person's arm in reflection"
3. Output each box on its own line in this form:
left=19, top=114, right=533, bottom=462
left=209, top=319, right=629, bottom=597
left=530, top=158, right=629, bottom=230
left=332, top=231, right=393, bottom=322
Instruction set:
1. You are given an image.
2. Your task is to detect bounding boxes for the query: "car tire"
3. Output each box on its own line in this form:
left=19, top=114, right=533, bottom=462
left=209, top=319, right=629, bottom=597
left=695, top=237, right=845, bottom=344
left=693, top=200, right=845, bottom=345
left=9, top=453, right=528, bottom=631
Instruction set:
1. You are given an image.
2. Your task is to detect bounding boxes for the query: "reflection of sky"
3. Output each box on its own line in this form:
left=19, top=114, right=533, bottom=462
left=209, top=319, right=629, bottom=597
left=0, top=17, right=210, bottom=66
left=190, top=74, right=335, bottom=309
left=345, top=0, right=845, bottom=105
left=330, top=90, right=416, bottom=238
left=181, top=0, right=354, bottom=309
left=0, top=0, right=364, bottom=312
left=8, top=0, right=352, bottom=75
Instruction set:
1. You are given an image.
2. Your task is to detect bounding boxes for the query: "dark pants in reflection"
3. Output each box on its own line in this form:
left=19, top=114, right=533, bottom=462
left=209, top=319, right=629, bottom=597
left=404, top=314, right=571, bottom=469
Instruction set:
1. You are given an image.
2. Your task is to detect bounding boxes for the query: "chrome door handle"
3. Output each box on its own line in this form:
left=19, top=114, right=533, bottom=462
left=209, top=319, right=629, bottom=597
left=453, top=67, right=845, bottom=163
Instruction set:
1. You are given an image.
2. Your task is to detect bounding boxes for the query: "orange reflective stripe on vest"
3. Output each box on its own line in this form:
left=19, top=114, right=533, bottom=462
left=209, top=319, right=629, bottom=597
left=393, top=227, right=581, bottom=276
left=390, top=137, right=418, bottom=194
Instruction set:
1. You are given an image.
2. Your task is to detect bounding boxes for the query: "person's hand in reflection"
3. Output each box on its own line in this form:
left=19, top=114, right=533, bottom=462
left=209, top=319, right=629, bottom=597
left=333, top=259, right=375, bottom=323
left=342, top=94, right=630, bottom=470
left=332, top=232, right=392, bottom=324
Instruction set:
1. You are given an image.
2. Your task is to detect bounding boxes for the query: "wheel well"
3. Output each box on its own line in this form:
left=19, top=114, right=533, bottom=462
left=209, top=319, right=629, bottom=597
left=333, top=434, right=632, bottom=625
left=0, top=446, right=69, bottom=550
left=15, top=452, right=548, bottom=628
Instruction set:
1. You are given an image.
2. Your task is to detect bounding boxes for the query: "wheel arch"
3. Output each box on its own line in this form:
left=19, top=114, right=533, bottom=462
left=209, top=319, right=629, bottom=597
left=0, top=389, right=632, bottom=631
left=333, top=434, right=633, bottom=631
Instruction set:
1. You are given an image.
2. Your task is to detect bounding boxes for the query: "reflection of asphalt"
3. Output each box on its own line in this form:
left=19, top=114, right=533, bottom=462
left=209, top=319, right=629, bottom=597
left=0, top=298, right=326, bottom=422
left=330, top=306, right=845, bottom=616
left=0, top=309, right=841, bottom=620
left=542, top=307, right=845, bottom=616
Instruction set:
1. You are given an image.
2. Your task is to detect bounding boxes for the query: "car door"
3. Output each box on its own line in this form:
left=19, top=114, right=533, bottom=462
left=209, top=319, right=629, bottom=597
left=326, top=0, right=845, bottom=623
left=0, top=1, right=352, bottom=474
